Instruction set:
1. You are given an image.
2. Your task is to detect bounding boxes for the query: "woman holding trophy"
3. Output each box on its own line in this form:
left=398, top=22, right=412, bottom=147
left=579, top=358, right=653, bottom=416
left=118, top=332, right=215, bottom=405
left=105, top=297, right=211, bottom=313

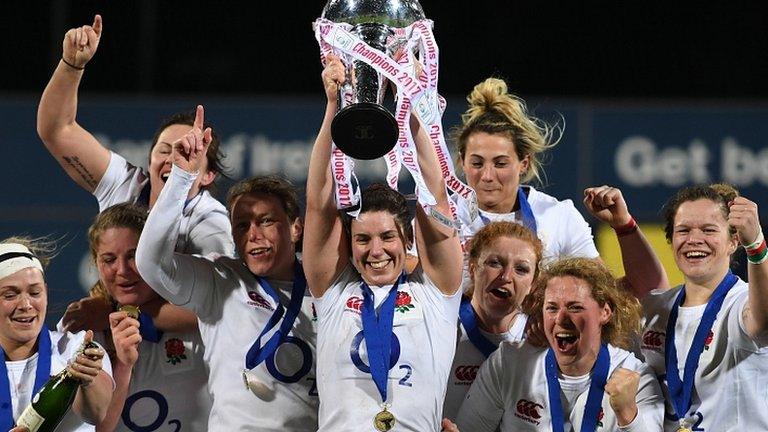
left=303, top=50, right=463, bottom=432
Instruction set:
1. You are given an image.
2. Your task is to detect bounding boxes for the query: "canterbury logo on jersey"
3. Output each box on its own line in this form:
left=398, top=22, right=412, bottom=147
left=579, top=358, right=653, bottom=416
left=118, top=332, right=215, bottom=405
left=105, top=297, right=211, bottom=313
left=453, top=365, right=479, bottom=384
left=246, top=291, right=274, bottom=311
left=514, top=399, right=543, bottom=425
left=641, top=330, right=665, bottom=350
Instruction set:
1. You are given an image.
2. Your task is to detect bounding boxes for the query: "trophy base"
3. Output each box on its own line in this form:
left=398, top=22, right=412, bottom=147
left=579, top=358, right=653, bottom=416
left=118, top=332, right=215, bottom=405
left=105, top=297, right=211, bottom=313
left=332, top=102, right=398, bottom=160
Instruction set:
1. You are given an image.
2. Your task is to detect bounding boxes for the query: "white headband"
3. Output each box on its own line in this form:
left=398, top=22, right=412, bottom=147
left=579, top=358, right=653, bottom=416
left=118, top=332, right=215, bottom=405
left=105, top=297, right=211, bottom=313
left=0, top=243, right=43, bottom=281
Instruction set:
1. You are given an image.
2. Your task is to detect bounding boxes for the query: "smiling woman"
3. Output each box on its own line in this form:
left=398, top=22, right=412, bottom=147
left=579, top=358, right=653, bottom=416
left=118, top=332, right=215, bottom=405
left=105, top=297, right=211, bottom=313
left=0, top=237, right=113, bottom=431
left=640, top=184, right=768, bottom=431
left=454, top=257, right=664, bottom=432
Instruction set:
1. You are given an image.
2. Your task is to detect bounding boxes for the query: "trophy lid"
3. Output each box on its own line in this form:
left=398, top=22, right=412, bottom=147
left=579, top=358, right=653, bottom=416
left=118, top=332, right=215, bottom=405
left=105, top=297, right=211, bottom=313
left=321, top=0, right=426, bottom=27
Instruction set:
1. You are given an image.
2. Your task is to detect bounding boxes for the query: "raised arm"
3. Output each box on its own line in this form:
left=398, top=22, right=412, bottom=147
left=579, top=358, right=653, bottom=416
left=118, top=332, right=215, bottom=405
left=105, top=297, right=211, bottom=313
left=303, top=54, right=350, bottom=298
left=136, top=106, right=216, bottom=311
left=411, top=116, right=462, bottom=295
left=584, top=186, right=669, bottom=298
left=729, top=196, right=768, bottom=340
left=37, top=14, right=111, bottom=193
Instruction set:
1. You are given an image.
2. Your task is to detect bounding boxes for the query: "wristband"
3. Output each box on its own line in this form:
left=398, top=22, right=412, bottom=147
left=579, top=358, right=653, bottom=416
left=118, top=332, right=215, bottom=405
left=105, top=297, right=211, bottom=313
left=744, top=230, right=764, bottom=251
left=613, top=217, right=638, bottom=237
left=61, top=57, right=85, bottom=70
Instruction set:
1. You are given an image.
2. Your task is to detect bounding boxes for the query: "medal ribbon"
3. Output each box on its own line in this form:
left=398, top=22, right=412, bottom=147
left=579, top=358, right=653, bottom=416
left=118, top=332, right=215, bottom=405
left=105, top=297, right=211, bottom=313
left=458, top=297, right=497, bottom=358
left=545, top=344, right=609, bottom=432
left=360, top=273, right=406, bottom=404
left=0, top=328, right=52, bottom=429
left=664, top=271, right=737, bottom=421
left=244, top=262, right=307, bottom=370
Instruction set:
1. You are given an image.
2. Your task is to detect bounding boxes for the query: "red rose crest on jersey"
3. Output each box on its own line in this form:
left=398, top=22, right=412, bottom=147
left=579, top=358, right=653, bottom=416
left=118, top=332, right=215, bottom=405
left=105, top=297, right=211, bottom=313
left=597, top=407, right=604, bottom=428
left=247, top=291, right=274, bottom=311
left=514, top=399, right=543, bottom=425
left=641, top=330, right=665, bottom=351
left=165, top=338, right=187, bottom=365
left=395, top=291, right=415, bottom=313
left=703, top=330, right=714, bottom=350
left=453, top=365, right=479, bottom=385
left=345, top=296, right=364, bottom=314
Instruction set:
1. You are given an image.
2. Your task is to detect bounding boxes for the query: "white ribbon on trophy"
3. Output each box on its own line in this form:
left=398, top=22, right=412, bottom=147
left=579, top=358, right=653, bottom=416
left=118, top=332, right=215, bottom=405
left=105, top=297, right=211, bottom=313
left=314, top=18, right=477, bottom=227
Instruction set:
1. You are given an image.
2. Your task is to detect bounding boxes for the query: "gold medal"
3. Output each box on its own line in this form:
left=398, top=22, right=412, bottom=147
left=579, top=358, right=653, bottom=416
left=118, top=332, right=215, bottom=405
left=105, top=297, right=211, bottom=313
left=118, top=304, right=140, bottom=319
left=373, top=408, right=396, bottom=431
left=676, top=428, right=692, bottom=432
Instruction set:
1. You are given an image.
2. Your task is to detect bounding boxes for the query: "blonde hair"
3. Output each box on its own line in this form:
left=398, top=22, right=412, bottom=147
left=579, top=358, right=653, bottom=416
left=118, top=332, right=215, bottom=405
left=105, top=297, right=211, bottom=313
left=87, top=203, right=147, bottom=302
left=0, top=236, right=58, bottom=270
left=523, top=257, right=642, bottom=350
left=454, top=77, right=559, bottom=185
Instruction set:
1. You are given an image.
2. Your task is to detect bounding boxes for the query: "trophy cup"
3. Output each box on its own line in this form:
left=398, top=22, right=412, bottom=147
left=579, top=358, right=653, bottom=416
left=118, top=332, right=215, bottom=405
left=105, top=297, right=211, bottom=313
left=320, top=0, right=426, bottom=160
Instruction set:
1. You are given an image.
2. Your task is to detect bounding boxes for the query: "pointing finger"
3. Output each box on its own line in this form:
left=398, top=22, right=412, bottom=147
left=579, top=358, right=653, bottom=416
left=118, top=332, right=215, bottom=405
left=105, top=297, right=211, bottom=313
left=194, top=105, right=205, bottom=131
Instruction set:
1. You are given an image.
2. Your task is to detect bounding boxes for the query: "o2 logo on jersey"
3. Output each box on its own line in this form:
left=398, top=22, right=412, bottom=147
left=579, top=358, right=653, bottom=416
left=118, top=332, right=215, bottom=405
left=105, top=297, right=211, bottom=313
left=349, top=330, right=414, bottom=387
left=122, top=390, right=181, bottom=432
left=514, top=399, right=543, bottom=425
left=453, top=365, right=479, bottom=384
left=265, top=335, right=313, bottom=384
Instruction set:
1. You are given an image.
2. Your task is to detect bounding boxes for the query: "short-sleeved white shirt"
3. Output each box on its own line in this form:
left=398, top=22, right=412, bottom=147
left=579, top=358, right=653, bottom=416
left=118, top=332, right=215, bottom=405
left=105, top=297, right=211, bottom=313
left=314, top=265, right=461, bottom=432
left=93, top=151, right=234, bottom=256
left=456, top=342, right=663, bottom=432
left=442, top=313, right=527, bottom=421
left=454, top=185, right=599, bottom=263
left=640, top=279, right=768, bottom=431
left=8, top=329, right=114, bottom=432
left=95, top=328, right=211, bottom=431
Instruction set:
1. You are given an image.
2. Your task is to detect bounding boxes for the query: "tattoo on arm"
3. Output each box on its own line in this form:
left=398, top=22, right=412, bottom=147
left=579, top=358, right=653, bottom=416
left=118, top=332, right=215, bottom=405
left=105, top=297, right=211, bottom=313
left=63, top=155, right=98, bottom=189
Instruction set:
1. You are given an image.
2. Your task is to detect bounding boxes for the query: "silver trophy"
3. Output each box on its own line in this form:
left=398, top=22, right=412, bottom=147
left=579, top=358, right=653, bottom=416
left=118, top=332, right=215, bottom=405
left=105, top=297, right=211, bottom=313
left=321, top=0, right=426, bottom=160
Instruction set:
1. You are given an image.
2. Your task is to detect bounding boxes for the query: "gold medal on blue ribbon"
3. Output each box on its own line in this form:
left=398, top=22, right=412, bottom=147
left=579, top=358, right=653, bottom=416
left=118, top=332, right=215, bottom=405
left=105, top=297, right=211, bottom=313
left=373, top=407, right=396, bottom=431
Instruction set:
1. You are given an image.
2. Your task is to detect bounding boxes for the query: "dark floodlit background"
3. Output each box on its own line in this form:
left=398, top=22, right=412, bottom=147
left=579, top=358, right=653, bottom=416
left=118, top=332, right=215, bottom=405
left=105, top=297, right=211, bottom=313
left=3, top=1, right=768, bottom=317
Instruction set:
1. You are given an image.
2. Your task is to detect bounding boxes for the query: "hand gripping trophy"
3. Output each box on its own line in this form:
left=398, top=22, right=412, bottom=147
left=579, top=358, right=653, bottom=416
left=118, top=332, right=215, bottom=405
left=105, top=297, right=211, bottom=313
left=314, top=0, right=475, bottom=222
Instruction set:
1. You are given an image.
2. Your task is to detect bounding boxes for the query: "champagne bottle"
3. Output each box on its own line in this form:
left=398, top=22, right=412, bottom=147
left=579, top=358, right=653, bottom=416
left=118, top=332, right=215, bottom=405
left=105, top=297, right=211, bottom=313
left=15, top=341, right=99, bottom=432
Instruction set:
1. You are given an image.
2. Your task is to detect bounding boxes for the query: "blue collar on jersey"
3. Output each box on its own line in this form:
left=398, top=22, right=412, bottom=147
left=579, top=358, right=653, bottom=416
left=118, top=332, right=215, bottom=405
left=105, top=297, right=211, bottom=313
left=479, top=187, right=537, bottom=234
left=458, top=297, right=498, bottom=358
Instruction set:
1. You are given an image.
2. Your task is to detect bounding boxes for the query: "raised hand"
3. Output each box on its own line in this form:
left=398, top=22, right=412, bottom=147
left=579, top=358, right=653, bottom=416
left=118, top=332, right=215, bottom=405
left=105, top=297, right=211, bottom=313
left=729, top=196, right=761, bottom=246
left=109, top=311, right=142, bottom=367
left=604, top=367, right=640, bottom=426
left=62, top=15, right=103, bottom=69
left=62, top=297, right=112, bottom=333
left=583, top=185, right=632, bottom=228
left=322, top=54, right=346, bottom=103
left=67, top=331, right=106, bottom=387
left=171, top=105, right=212, bottom=174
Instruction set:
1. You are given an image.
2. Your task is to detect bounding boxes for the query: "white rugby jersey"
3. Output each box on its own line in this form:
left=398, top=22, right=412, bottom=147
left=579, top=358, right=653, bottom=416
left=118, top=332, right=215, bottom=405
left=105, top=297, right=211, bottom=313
left=94, top=151, right=234, bottom=256
left=454, top=185, right=599, bottom=263
left=640, top=279, right=768, bottom=431
left=456, top=342, right=663, bottom=432
left=136, top=166, right=318, bottom=431
left=95, top=328, right=211, bottom=431
left=314, top=265, right=461, bottom=432
left=442, top=312, right=527, bottom=421
left=9, top=329, right=114, bottom=432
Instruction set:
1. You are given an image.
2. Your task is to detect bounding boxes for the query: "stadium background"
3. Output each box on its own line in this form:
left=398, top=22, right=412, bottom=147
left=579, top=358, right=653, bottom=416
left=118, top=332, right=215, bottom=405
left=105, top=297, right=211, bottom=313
left=3, top=2, right=767, bottom=319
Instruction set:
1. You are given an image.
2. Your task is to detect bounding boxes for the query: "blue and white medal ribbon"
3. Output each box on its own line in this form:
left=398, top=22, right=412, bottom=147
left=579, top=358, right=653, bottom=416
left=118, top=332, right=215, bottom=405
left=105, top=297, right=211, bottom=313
left=545, top=343, right=610, bottom=432
left=665, top=271, right=737, bottom=426
left=244, top=263, right=307, bottom=383
left=360, top=272, right=406, bottom=407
